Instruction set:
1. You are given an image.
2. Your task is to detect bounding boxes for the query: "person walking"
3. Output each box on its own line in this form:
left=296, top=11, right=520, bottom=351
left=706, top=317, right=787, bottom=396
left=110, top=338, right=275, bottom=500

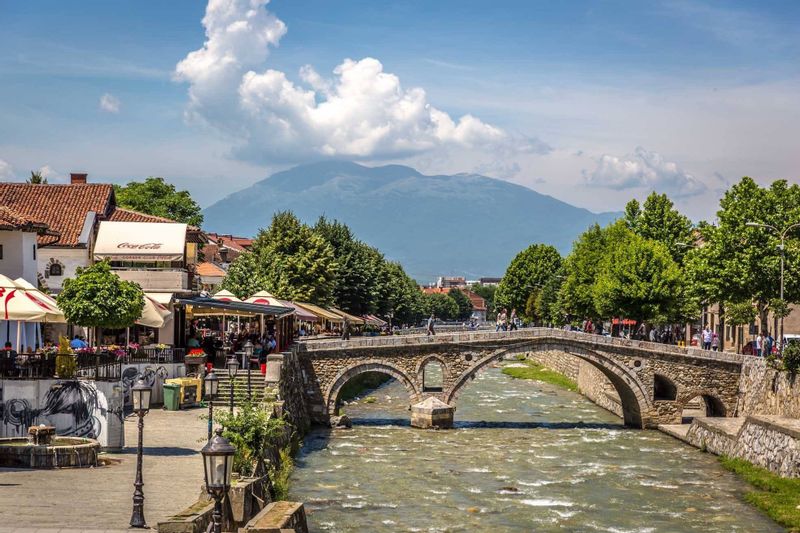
left=765, top=332, right=774, bottom=357
left=711, top=332, right=719, bottom=351
left=427, top=314, right=436, bottom=336
left=756, top=332, right=764, bottom=356
left=509, top=309, right=518, bottom=331
left=649, top=327, right=658, bottom=343
left=702, top=327, right=713, bottom=350
left=341, top=316, right=351, bottom=340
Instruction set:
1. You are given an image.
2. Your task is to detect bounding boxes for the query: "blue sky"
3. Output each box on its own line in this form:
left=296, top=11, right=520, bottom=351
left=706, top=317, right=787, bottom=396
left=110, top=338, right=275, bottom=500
left=1, top=0, right=798, bottom=219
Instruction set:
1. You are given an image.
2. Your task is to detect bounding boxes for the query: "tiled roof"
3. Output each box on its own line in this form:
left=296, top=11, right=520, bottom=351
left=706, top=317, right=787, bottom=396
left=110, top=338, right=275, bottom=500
left=109, top=207, right=176, bottom=224
left=196, top=261, right=226, bottom=277
left=0, top=206, right=50, bottom=232
left=0, top=183, right=113, bottom=246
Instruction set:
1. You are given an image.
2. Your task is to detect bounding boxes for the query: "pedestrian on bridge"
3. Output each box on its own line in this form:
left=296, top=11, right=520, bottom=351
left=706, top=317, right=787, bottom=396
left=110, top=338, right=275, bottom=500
left=342, top=316, right=351, bottom=340
left=427, top=314, right=436, bottom=336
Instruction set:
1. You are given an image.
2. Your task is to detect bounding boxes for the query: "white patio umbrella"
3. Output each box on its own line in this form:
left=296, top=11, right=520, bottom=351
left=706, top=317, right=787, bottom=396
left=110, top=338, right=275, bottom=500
left=136, top=295, right=172, bottom=328
left=212, top=289, right=242, bottom=337
left=244, top=291, right=281, bottom=306
left=0, top=275, right=65, bottom=350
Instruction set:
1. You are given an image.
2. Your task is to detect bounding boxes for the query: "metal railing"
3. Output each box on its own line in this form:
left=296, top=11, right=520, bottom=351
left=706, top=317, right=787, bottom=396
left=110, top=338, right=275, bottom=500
left=123, top=347, right=186, bottom=364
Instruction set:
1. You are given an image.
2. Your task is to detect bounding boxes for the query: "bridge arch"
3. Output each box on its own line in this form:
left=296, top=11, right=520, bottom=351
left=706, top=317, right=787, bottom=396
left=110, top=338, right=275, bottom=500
left=677, top=389, right=728, bottom=420
left=444, top=342, right=652, bottom=428
left=416, top=355, right=449, bottom=393
left=325, top=360, right=421, bottom=416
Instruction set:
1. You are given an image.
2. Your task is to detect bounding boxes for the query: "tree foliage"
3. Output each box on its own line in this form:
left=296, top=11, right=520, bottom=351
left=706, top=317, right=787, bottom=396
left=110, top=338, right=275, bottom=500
left=57, top=261, right=144, bottom=329
left=469, top=283, right=497, bottom=319
left=495, top=244, right=562, bottom=314
left=448, top=288, right=473, bottom=320
left=114, top=177, right=204, bottom=226
left=624, top=192, right=693, bottom=263
left=559, top=223, right=609, bottom=320
left=220, top=251, right=269, bottom=300
left=423, top=292, right=458, bottom=321
left=686, top=177, right=800, bottom=331
left=380, top=261, right=424, bottom=324
left=27, top=171, right=47, bottom=184
left=592, top=230, right=683, bottom=324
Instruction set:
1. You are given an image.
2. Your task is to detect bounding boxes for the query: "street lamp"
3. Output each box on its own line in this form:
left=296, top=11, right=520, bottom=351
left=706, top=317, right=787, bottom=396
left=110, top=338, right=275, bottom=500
left=746, top=221, right=800, bottom=351
left=130, top=379, right=152, bottom=529
left=243, top=340, right=254, bottom=402
left=204, top=371, right=219, bottom=440
left=201, top=429, right=236, bottom=533
left=225, top=356, right=239, bottom=413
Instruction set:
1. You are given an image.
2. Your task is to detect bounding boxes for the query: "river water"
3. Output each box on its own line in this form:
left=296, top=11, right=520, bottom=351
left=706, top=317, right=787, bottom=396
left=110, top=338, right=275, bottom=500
left=289, top=365, right=781, bottom=532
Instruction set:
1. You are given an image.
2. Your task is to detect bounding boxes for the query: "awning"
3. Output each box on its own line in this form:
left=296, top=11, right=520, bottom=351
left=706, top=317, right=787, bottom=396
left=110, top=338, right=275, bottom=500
left=295, top=302, right=344, bottom=323
left=364, top=314, right=387, bottom=327
left=330, top=307, right=365, bottom=325
left=137, top=295, right=172, bottom=328
left=279, top=300, right=319, bottom=322
left=176, top=296, right=293, bottom=318
left=145, top=292, right=174, bottom=305
left=93, top=221, right=187, bottom=261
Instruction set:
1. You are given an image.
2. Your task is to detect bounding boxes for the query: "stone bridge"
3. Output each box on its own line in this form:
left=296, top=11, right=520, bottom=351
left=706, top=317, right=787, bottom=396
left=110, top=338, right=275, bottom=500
left=293, top=328, right=746, bottom=429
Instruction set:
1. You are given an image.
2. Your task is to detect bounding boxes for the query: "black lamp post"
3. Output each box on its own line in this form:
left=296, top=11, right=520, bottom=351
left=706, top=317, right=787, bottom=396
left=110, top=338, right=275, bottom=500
left=243, top=340, right=253, bottom=401
left=201, top=429, right=236, bottom=533
left=130, top=379, right=152, bottom=529
left=204, top=371, right=219, bottom=440
left=226, top=356, right=239, bottom=413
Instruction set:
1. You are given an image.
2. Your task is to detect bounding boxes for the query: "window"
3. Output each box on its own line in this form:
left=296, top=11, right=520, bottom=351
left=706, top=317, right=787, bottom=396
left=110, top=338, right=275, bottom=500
left=32, top=244, right=36, bottom=260
left=0, top=244, right=3, bottom=260
left=49, top=264, right=62, bottom=277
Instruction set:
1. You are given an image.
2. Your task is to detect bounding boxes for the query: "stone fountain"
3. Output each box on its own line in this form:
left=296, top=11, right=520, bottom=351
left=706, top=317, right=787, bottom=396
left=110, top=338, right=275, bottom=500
left=0, top=425, right=101, bottom=468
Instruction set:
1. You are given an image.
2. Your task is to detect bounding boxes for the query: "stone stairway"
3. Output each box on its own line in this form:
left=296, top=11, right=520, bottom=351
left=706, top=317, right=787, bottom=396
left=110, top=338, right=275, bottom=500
left=215, top=370, right=273, bottom=406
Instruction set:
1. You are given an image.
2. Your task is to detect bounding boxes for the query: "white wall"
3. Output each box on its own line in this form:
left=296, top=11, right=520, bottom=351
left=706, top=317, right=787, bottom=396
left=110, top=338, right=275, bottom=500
left=0, top=378, right=125, bottom=449
left=0, top=230, right=38, bottom=284
left=37, top=247, right=90, bottom=291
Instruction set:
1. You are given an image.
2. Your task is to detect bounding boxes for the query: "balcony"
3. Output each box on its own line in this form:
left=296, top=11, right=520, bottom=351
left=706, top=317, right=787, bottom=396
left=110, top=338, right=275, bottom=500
left=113, top=268, right=189, bottom=291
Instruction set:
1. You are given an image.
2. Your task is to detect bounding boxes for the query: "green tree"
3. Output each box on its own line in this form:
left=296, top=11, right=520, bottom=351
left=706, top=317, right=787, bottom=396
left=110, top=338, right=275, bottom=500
left=27, top=171, right=47, bottom=184
left=448, top=288, right=473, bottom=321
left=495, top=244, right=562, bottom=315
left=314, top=217, right=384, bottom=315
left=592, top=231, right=683, bottom=325
left=537, top=269, right=565, bottom=325
left=423, top=292, right=458, bottom=321
left=722, top=301, right=757, bottom=354
left=57, top=261, right=144, bottom=345
left=114, top=177, right=204, bottom=226
left=377, top=262, right=424, bottom=325
left=254, top=212, right=338, bottom=305
left=624, top=192, right=693, bottom=263
left=559, top=223, right=626, bottom=320
left=686, top=177, right=800, bottom=334
left=220, top=252, right=269, bottom=300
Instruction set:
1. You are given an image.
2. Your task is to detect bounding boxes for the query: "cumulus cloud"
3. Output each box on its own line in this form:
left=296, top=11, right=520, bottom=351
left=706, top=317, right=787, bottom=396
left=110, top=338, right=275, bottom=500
left=0, top=158, right=14, bottom=180
left=99, top=93, right=120, bottom=113
left=175, top=0, right=527, bottom=163
left=583, top=146, right=707, bottom=198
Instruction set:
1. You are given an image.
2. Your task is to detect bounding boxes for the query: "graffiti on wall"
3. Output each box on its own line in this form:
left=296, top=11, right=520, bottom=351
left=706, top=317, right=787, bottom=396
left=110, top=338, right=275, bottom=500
left=0, top=380, right=105, bottom=438
left=122, top=365, right=168, bottom=406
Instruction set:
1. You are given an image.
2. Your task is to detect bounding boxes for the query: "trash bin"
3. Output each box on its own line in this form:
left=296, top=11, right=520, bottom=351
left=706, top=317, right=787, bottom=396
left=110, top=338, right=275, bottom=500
left=163, top=383, right=181, bottom=411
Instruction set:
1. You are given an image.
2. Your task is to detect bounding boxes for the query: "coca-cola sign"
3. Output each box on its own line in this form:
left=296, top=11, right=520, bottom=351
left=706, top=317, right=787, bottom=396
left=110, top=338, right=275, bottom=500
left=117, top=242, right=164, bottom=250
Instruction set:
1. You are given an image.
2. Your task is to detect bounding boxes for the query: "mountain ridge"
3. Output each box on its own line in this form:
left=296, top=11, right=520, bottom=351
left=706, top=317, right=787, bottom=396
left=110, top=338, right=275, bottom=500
left=203, top=162, right=619, bottom=282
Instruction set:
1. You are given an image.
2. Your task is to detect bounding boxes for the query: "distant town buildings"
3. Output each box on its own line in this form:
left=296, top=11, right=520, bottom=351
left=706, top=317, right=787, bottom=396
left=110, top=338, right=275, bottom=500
left=421, top=286, right=487, bottom=322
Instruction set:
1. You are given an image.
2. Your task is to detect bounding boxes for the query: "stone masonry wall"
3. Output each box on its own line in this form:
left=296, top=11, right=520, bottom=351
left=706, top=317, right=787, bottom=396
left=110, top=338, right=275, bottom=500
left=684, top=416, right=800, bottom=478
left=525, top=350, right=624, bottom=419
left=737, top=358, right=800, bottom=417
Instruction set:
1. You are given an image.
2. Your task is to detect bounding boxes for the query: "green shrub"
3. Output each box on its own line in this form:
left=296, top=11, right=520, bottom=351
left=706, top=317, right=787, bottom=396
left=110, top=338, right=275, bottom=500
left=214, top=401, right=287, bottom=477
left=782, top=342, right=800, bottom=374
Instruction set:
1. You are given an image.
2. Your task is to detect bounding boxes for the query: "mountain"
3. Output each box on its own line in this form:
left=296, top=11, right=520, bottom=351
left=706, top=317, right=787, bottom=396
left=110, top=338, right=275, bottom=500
left=203, top=161, right=619, bottom=282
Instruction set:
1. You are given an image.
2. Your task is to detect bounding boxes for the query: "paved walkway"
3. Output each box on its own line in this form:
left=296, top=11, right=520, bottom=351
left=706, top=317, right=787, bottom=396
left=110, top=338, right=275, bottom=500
left=0, top=408, right=208, bottom=532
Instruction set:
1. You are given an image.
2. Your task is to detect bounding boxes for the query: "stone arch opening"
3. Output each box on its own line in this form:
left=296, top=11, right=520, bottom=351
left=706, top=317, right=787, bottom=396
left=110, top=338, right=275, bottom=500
left=325, top=361, right=420, bottom=417
left=681, top=393, right=726, bottom=423
left=653, top=374, right=678, bottom=401
left=420, top=359, right=445, bottom=393
left=444, top=344, right=651, bottom=428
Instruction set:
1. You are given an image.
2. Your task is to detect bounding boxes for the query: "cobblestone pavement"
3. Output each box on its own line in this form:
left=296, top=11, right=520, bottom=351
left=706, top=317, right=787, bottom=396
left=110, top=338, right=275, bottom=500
left=0, top=408, right=208, bottom=532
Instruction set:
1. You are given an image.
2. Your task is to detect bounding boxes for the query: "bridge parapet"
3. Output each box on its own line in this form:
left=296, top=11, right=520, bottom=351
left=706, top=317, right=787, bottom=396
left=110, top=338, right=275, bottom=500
left=298, top=327, right=745, bottom=365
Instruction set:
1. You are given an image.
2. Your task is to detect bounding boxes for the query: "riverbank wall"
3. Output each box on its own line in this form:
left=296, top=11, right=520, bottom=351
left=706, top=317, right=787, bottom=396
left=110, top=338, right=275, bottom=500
left=523, top=349, right=624, bottom=419
left=526, top=348, right=800, bottom=478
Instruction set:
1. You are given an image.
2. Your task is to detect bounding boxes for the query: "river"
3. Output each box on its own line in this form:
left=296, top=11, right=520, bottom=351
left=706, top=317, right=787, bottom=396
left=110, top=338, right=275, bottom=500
left=289, top=364, right=781, bottom=532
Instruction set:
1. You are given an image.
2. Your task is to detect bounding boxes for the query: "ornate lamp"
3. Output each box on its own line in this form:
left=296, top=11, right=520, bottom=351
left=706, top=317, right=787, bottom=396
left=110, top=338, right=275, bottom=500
left=130, top=379, right=152, bottom=528
left=225, top=356, right=239, bottom=412
left=201, top=429, right=236, bottom=533
left=204, top=371, right=219, bottom=440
